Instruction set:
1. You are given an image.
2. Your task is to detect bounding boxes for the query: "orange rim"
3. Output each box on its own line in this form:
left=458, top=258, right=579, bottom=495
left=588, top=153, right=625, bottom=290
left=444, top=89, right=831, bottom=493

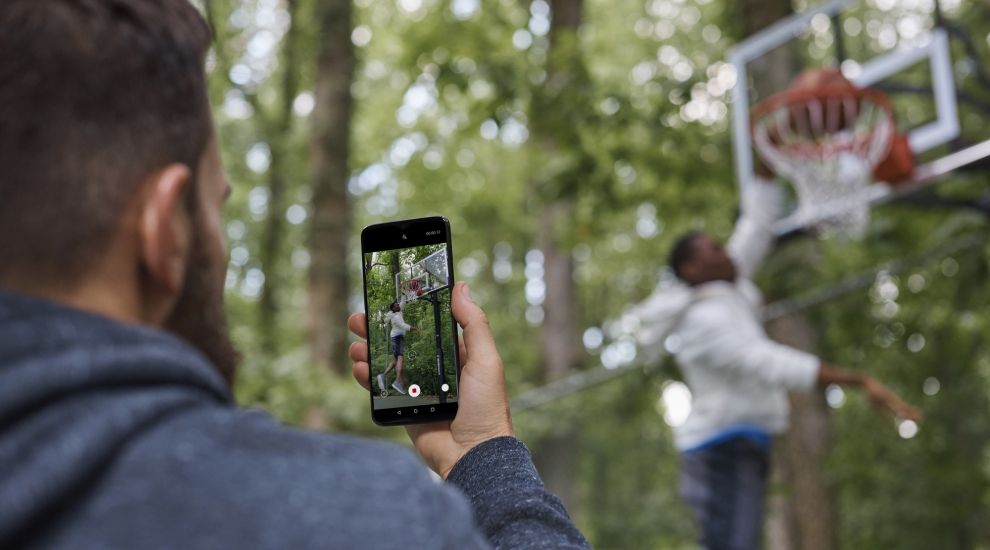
left=750, top=84, right=896, bottom=158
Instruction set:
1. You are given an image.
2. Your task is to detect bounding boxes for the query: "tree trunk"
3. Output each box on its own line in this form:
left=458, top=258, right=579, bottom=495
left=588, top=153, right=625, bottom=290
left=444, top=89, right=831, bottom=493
left=766, top=437, right=799, bottom=550
left=308, top=0, right=355, bottom=375
left=258, top=0, right=301, bottom=357
left=765, top=313, right=837, bottom=550
left=534, top=200, right=582, bottom=511
left=540, top=202, right=582, bottom=382
left=530, top=0, right=585, bottom=517
left=734, top=0, right=795, bottom=103
left=736, top=0, right=839, bottom=547
left=258, top=143, right=289, bottom=356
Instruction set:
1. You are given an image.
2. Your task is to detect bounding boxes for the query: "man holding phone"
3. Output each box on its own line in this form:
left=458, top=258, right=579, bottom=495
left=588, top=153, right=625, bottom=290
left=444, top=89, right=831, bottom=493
left=0, top=1, right=588, bottom=548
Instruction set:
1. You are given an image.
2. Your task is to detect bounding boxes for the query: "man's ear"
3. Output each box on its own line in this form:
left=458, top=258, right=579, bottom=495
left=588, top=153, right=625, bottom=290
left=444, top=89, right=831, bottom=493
left=139, top=164, right=193, bottom=294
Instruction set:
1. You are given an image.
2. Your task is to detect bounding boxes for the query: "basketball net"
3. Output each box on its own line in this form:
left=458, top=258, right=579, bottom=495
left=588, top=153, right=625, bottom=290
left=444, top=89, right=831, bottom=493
left=399, top=278, right=424, bottom=304
left=751, top=72, right=898, bottom=239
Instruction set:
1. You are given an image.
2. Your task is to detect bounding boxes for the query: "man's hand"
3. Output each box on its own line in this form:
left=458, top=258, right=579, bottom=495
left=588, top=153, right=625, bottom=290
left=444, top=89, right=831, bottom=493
left=818, top=362, right=922, bottom=423
left=348, top=282, right=514, bottom=478
left=862, top=376, right=922, bottom=422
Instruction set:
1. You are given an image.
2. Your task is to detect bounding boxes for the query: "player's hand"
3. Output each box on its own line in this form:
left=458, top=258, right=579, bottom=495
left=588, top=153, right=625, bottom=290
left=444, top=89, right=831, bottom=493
left=347, top=282, right=514, bottom=478
left=863, top=376, right=922, bottom=422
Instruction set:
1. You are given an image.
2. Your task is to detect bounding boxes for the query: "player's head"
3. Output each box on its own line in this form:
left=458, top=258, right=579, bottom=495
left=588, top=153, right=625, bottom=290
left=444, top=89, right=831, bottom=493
left=0, top=0, right=238, bottom=382
left=668, top=231, right=737, bottom=286
left=390, top=302, right=401, bottom=312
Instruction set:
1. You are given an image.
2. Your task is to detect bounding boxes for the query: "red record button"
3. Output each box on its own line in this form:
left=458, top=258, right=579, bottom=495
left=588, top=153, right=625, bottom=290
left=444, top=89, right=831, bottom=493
left=408, top=384, right=421, bottom=398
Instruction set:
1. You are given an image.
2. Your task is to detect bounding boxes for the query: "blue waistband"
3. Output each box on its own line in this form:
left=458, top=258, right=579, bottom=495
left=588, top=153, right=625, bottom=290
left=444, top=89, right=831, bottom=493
left=682, top=425, right=772, bottom=454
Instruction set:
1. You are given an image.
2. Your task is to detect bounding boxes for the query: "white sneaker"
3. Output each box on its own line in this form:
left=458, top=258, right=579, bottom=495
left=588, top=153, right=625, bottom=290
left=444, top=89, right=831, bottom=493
left=377, top=374, right=386, bottom=392
left=392, top=382, right=407, bottom=395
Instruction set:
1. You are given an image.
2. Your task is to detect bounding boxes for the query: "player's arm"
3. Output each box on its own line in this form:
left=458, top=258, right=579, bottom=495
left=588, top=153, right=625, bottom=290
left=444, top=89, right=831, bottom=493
left=679, top=301, right=920, bottom=421
left=393, top=314, right=413, bottom=332
left=726, top=176, right=785, bottom=279
left=678, top=300, right=820, bottom=391
left=817, top=362, right=921, bottom=421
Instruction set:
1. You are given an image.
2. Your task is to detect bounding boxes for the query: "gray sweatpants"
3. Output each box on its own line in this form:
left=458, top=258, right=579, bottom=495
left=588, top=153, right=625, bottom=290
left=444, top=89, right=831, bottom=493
left=679, top=437, right=769, bottom=550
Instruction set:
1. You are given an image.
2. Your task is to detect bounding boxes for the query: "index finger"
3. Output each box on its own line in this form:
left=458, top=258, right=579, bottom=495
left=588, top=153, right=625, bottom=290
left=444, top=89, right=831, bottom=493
left=348, top=312, right=367, bottom=339
left=898, top=403, right=922, bottom=423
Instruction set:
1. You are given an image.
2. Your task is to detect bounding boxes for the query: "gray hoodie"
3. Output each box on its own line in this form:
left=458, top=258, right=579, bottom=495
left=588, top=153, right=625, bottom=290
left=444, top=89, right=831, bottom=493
left=0, top=290, right=589, bottom=549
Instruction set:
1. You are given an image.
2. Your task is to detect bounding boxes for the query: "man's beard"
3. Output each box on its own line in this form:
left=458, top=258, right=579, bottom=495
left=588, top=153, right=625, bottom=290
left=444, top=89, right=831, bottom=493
left=164, top=224, right=240, bottom=386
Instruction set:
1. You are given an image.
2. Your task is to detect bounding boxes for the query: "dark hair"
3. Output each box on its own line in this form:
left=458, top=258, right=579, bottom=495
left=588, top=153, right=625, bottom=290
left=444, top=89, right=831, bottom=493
left=389, top=302, right=400, bottom=311
left=668, top=231, right=703, bottom=280
left=0, top=0, right=213, bottom=284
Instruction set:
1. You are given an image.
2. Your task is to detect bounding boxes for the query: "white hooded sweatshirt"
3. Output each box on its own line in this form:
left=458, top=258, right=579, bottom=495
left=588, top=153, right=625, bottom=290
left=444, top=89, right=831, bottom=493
left=387, top=308, right=412, bottom=338
left=632, top=181, right=820, bottom=451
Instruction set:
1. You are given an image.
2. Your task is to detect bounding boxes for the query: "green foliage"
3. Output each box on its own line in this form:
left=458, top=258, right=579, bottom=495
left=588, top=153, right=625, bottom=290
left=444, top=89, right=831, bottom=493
left=816, top=237, right=990, bottom=548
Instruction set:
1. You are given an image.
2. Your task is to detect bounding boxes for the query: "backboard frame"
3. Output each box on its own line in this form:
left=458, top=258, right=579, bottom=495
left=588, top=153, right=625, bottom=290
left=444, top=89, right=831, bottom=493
left=395, top=248, right=450, bottom=303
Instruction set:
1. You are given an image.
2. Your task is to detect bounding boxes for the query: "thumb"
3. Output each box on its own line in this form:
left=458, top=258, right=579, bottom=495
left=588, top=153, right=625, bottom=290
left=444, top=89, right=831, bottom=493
left=451, top=282, right=499, bottom=362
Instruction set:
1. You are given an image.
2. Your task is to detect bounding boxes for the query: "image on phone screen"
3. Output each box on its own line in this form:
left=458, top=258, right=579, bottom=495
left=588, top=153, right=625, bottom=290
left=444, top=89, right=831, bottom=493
left=363, top=243, right=458, bottom=412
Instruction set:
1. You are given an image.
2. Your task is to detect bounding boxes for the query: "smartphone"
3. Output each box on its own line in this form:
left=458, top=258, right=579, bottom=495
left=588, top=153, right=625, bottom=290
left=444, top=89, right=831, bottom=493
left=360, top=216, right=460, bottom=425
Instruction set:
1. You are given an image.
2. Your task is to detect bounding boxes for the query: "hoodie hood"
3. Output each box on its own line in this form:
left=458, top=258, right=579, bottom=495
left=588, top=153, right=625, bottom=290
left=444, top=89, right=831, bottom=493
left=620, top=273, right=742, bottom=365
left=0, top=290, right=231, bottom=546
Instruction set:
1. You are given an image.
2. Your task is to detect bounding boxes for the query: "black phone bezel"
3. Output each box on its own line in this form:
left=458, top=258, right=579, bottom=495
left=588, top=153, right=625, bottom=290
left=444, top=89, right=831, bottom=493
left=360, top=216, right=459, bottom=426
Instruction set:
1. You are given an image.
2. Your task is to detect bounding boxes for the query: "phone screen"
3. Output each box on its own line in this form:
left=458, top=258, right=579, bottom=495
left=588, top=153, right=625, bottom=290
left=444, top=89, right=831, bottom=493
left=361, top=217, right=459, bottom=425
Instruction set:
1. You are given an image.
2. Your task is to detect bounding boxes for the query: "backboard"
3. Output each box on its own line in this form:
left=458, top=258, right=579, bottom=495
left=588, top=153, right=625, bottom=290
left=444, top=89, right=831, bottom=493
left=729, top=0, right=990, bottom=236
left=395, top=248, right=450, bottom=303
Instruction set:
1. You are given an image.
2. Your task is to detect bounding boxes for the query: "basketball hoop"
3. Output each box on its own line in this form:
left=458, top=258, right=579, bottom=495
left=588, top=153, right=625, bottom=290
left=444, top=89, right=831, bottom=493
left=751, top=69, right=912, bottom=239
left=399, top=279, right=423, bottom=304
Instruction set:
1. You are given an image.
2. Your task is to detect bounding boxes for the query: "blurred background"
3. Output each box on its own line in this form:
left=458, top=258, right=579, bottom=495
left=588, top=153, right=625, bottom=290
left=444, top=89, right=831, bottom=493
left=199, top=0, right=990, bottom=547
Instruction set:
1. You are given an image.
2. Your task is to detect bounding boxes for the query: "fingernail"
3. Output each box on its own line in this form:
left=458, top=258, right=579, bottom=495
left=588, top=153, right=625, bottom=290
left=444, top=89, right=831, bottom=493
left=462, top=283, right=474, bottom=303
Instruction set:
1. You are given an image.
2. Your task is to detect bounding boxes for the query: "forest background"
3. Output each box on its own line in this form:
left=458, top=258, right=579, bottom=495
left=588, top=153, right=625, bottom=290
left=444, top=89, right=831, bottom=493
left=202, top=0, right=990, bottom=546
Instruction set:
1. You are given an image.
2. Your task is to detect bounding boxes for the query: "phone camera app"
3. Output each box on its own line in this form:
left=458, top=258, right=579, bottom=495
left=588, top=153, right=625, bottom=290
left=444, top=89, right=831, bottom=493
left=364, top=243, right=457, bottom=414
